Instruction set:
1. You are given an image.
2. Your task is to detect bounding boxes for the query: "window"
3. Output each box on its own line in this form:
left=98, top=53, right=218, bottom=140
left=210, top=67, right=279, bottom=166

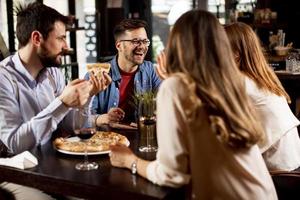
left=208, top=0, right=257, bottom=24
left=151, top=0, right=193, bottom=61
left=44, top=0, right=96, bottom=79
left=208, top=0, right=225, bottom=24
left=0, top=0, right=8, bottom=48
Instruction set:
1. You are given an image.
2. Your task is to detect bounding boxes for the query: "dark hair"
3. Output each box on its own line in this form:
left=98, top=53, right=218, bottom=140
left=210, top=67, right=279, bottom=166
left=15, top=2, right=69, bottom=48
left=113, top=19, right=147, bottom=40
left=166, top=10, right=263, bottom=149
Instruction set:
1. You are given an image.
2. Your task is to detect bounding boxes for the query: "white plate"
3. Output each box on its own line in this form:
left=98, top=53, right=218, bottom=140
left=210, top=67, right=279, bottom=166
left=55, top=136, right=129, bottom=156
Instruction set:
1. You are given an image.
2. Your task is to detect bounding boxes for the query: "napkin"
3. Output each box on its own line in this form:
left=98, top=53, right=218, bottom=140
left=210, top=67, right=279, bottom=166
left=109, top=122, right=138, bottom=130
left=0, top=151, right=38, bottom=169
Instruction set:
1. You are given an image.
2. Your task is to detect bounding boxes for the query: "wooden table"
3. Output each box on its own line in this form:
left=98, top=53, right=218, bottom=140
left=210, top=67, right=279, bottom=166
left=0, top=129, right=185, bottom=199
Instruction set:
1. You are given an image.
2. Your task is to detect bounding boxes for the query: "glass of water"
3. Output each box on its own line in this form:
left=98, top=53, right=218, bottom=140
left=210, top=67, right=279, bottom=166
left=138, top=97, right=158, bottom=152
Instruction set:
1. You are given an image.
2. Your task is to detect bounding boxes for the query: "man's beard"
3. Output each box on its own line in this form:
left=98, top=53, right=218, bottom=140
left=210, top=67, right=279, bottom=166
left=37, top=45, right=62, bottom=68
left=126, top=48, right=146, bottom=65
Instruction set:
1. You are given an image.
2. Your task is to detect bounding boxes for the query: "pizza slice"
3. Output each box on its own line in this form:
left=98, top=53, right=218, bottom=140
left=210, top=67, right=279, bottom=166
left=87, top=63, right=111, bottom=78
left=90, top=131, right=129, bottom=146
left=53, top=131, right=129, bottom=153
left=54, top=138, right=87, bottom=152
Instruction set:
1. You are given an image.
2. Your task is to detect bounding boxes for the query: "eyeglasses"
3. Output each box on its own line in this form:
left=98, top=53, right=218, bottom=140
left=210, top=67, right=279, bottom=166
left=119, top=39, right=151, bottom=47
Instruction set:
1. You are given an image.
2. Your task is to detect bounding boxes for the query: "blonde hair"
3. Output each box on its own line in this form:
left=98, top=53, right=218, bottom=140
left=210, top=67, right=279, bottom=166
left=166, top=10, right=263, bottom=149
left=225, top=22, right=290, bottom=103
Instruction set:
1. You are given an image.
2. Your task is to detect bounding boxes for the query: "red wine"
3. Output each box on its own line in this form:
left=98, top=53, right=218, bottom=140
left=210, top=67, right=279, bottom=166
left=76, top=128, right=96, bottom=140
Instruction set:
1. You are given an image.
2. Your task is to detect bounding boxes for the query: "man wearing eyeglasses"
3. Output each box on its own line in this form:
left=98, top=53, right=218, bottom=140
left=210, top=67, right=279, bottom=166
left=88, top=19, right=161, bottom=124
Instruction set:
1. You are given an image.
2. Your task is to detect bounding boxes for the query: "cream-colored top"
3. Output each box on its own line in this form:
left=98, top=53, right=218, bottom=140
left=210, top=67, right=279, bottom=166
left=147, top=75, right=277, bottom=200
left=245, top=77, right=300, bottom=170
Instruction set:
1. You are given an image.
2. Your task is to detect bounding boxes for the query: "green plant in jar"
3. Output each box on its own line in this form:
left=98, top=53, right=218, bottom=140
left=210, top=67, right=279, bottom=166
left=132, top=91, right=158, bottom=152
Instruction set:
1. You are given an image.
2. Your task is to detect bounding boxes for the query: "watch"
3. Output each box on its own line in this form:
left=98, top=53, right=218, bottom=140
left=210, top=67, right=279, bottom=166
left=131, top=159, right=137, bottom=175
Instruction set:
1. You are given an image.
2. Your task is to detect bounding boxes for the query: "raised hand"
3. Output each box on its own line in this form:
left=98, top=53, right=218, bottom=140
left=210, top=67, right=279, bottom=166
left=156, top=51, right=168, bottom=80
left=59, top=79, right=91, bottom=107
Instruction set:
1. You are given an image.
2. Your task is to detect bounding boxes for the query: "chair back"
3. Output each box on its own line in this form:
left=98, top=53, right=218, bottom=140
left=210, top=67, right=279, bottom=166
left=271, top=170, right=300, bottom=199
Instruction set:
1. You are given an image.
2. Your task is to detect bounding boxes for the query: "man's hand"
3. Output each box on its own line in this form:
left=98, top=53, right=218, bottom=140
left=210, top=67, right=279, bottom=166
left=96, top=107, right=125, bottom=125
left=107, top=107, right=125, bottom=122
left=58, top=79, right=91, bottom=107
left=89, top=72, right=112, bottom=97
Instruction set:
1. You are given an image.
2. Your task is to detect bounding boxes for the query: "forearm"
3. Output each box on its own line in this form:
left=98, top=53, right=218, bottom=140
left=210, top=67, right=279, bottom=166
left=1, top=98, right=70, bottom=153
left=95, top=114, right=108, bottom=125
left=135, top=157, right=151, bottom=179
left=60, top=97, right=93, bottom=132
left=109, top=145, right=151, bottom=179
left=123, top=154, right=151, bottom=179
left=31, top=98, right=70, bottom=140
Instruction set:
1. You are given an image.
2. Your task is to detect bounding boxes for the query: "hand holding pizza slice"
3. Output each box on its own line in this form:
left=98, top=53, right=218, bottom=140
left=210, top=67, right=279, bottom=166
left=87, top=63, right=111, bottom=78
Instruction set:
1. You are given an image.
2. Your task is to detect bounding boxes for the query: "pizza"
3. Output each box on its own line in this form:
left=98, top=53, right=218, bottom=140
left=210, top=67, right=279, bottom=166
left=87, top=63, right=111, bottom=78
left=53, top=131, right=129, bottom=153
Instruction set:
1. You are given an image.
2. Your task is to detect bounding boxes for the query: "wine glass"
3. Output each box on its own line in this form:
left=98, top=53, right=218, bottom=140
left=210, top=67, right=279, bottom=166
left=73, top=108, right=98, bottom=170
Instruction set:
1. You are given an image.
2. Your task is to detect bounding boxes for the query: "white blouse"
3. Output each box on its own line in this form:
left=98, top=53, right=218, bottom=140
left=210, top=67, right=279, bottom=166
left=146, top=75, right=277, bottom=199
left=245, top=76, right=300, bottom=171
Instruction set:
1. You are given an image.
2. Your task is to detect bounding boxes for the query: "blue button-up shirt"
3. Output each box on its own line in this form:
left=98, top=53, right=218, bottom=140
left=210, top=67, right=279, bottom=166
left=87, top=56, right=161, bottom=118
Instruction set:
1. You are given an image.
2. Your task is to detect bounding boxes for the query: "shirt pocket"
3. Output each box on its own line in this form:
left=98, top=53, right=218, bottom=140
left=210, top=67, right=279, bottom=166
left=136, top=80, right=152, bottom=93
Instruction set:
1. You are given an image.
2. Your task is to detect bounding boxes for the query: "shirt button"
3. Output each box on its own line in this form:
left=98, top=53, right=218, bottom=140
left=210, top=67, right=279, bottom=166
left=113, top=102, right=117, bottom=106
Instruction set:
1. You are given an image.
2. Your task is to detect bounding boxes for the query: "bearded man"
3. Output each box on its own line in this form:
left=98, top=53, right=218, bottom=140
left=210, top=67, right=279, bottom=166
left=0, top=2, right=111, bottom=155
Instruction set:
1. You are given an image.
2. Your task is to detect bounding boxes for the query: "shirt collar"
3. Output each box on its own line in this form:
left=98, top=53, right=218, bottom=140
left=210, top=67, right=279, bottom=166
left=12, top=53, right=48, bottom=86
left=111, top=55, right=143, bottom=82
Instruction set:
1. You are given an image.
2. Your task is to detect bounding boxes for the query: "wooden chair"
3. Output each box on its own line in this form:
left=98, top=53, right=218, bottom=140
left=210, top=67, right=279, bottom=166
left=271, top=170, right=300, bottom=200
left=0, top=33, right=9, bottom=61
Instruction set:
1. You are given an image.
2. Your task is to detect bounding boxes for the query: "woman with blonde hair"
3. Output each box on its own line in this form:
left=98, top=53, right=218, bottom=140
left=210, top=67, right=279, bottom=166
left=225, top=22, right=300, bottom=171
left=109, top=10, right=277, bottom=199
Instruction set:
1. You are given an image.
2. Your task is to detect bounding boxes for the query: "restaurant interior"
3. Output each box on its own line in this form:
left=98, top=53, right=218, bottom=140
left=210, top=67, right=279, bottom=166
left=1, top=0, right=300, bottom=199
left=1, top=0, right=300, bottom=74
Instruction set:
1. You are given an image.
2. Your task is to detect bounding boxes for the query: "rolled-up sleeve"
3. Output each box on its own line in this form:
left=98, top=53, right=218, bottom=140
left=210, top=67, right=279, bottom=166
left=147, top=160, right=190, bottom=187
left=145, top=77, right=191, bottom=187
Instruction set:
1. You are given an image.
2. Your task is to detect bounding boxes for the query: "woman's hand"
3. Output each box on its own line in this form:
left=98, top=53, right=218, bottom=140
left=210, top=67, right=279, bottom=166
left=110, top=144, right=150, bottom=179
left=156, top=51, right=168, bottom=80
left=109, top=144, right=137, bottom=169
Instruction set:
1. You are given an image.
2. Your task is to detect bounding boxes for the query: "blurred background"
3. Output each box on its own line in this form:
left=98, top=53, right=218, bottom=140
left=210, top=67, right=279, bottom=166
left=1, top=0, right=299, bottom=79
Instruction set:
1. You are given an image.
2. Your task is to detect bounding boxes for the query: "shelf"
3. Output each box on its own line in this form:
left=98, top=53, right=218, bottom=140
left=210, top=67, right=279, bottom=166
left=275, top=70, right=300, bottom=75
left=60, top=62, right=78, bottom=68
left=253, top=21, right=288, bottom=30
left=267, top=54, right=287, bottom=62
left=66, top=27, right=85, bottom=32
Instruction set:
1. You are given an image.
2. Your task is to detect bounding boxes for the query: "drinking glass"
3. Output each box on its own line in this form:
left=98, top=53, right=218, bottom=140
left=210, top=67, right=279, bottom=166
left=73, top=108, right=98, bottom=170
left=138, top=98, right=158, bottom=152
